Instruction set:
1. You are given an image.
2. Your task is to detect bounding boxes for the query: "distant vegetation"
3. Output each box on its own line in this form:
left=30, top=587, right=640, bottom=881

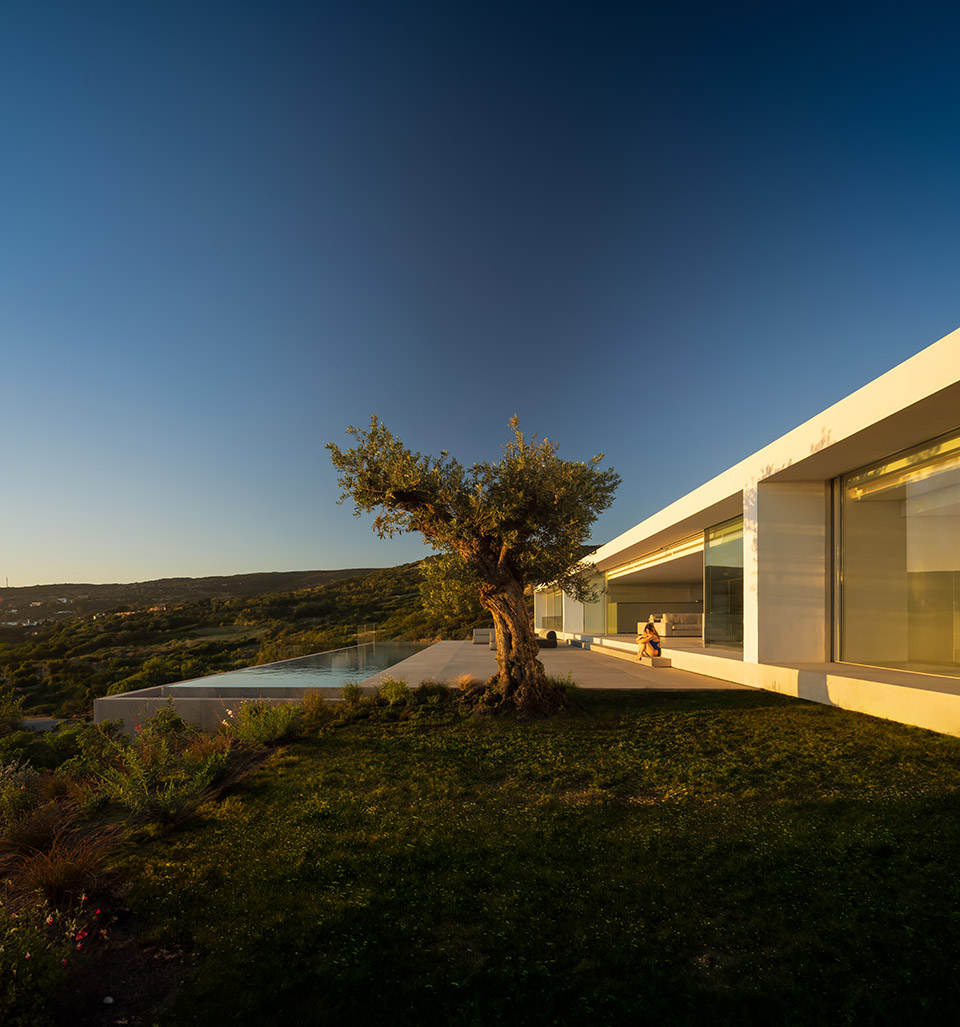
left=0, top=562, right=492, bottom=718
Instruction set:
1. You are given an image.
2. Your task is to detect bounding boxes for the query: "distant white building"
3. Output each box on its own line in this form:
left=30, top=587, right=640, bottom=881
left=536, top=326, right=960, bottom=736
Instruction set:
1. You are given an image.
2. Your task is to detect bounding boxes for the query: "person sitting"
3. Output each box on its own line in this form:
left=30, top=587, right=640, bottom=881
left=637, top=623, right=662, bottom=659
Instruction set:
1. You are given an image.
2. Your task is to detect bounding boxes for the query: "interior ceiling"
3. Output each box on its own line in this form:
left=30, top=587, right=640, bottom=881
left=594, top=492, right=741, bottom=572
left=609, top=550, right=703, bottom=586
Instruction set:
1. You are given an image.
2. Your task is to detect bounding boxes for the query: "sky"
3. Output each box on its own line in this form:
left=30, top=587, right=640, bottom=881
left=2, top=0, right=959, bottom=586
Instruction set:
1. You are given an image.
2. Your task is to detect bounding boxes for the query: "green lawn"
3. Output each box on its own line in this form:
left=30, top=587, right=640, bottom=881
left=126, top=689, right=960, bottom=1026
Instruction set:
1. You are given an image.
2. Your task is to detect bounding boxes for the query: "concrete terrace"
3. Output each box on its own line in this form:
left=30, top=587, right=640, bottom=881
left=94, top=638, right=749, bottom=734
left=357, top=639, right=747, bottom=691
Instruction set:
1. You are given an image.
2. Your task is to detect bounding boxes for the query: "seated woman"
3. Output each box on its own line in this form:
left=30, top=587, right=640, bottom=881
left=637, top=623, right=662, bottom=659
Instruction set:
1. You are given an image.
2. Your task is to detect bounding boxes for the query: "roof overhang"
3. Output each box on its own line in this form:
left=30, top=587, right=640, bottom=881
left=591, top=325, right=960, bottom=574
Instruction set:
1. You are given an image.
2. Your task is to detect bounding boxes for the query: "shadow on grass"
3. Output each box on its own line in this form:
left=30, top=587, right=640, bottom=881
left=117, top=690, right=960, bottom=1027
left=573, top=687, right=800, bottom=717
left=153, top=789, right=960, bottom=1027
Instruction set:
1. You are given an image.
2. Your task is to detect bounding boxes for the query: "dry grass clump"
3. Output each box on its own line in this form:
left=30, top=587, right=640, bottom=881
left=1, top=801, right=121, bottom=909
left=453, top=673, right=481, bottom=691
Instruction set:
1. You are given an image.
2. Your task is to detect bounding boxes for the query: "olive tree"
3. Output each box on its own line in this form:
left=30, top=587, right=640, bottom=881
left=328, top=416, right=619, bottom=714
left=419, top=553, right=490, bottom=631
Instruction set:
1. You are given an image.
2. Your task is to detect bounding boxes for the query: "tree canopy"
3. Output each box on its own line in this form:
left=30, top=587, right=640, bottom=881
left=328, top=417, right=619, bottom=714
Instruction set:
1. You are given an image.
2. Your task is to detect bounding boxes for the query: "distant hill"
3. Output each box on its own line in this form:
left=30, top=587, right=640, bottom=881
left=0, top=560, right=494, bottom=716
left=0, top=569, right=378, bottom=624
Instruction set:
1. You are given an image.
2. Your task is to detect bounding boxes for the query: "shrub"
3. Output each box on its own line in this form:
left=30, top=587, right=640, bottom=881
left=0, top=688, right=24, bottom=735
left=377, top=677, right=410, bottom=706
left=0, top=898, right=69, bottom=1026
left=341, top=681, right=363, bottom=705
left=0, top=760, right=42, bottom=831
left=96, top=737, right=229, bottom=823
left=90, top=705, right=230, bottom=824
left=220, top=700, right=299, bottom=747
left=105, top=679, right=137, bottom=696
left=55, top=721, right=126, bottom=781
left=297, top=691, right=335, bottom=735
left=413, top=679, right=452, bottom=703
left=138, top=701, right=189, bottom=739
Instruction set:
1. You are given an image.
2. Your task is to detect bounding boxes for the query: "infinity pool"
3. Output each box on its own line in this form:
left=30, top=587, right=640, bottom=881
left=175, top=641, right=429, bottom=690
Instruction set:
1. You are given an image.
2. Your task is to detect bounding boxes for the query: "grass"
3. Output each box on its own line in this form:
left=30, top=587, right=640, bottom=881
left=117, top=689, right=960, bottom=1026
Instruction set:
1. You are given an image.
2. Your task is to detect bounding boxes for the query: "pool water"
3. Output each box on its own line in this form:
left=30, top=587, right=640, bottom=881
left=175, top=641, right=429, bottom=690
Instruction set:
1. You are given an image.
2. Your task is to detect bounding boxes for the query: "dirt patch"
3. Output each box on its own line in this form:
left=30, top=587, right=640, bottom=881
left=51, top=907, right=199, bottom=1027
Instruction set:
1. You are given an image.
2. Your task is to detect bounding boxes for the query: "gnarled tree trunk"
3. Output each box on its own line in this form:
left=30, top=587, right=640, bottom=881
left=477, top=576, right=564, bottom=715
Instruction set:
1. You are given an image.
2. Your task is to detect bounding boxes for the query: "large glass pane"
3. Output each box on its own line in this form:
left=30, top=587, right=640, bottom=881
left=841, top=429, right=960, bottom=677
left=541, top=589, right=563, bottom=632
left=704, top=517, right=743, bottom=648
left=583, top=575, right=606, bottom=634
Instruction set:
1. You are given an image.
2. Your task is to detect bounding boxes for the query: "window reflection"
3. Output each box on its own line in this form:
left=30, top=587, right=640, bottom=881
left=704, top=517, right=743, bottom=648
left=841, top=429, right=960, bottom=677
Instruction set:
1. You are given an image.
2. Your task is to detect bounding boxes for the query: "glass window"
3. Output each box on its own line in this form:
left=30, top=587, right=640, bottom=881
left=583, top=575, right=606, bottom=634
left=541, top=589, right=563, bottom=632
left=841, top=429, right=960, bottom=677
left=704, top=517, right=743, bottom=648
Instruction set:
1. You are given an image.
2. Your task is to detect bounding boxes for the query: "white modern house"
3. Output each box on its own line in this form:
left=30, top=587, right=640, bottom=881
left=535, top=326, right=960, bottom=736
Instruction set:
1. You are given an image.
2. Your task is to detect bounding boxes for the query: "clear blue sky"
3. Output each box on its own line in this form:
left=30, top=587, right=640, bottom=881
left=3, top=0, right=959, bottom=586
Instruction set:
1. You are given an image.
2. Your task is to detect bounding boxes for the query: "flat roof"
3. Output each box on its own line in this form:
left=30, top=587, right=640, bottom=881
left=593, top=325, right=960, bottom=570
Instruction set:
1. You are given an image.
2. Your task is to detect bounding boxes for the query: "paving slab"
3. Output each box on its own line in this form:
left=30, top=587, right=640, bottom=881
left=358, top=640, right=747, bottom=691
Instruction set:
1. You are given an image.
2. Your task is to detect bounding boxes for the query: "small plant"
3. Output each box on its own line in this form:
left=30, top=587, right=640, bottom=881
left=413, top=679, right=453, bottom=703
left=5, top=824, right=119, bottom=910
left=546, top=671, right=577, bottom=692
left=56, top=721, right=127, bottom=781
left=220, top=699, right=299, bottom=747
left=0, top=897, right=69, bottom=1025
left=377, top=677, right=410, bottom=706
left=0, top=688, right=24, bottom=735
left=453, top=673, right=481, bottom=692
left=1, top=892, right=109, bottom=1024
left=341, top=681, right=363, bottom=705
left=0, top=760, right=42, bottom=831
left=297, top=691, right=335, bottom=735
left=139, top=701, right=189, bottom=738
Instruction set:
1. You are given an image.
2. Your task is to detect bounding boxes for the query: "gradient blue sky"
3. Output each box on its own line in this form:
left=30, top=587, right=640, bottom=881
left=3, top=0, right=959, bottom=586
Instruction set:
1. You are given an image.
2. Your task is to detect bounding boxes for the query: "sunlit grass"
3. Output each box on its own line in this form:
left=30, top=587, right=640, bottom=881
left=126, top=689, right=960, bottom=1025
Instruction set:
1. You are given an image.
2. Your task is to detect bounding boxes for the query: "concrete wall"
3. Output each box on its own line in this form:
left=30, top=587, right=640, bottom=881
left=94, top=684, right=358, bottom=736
